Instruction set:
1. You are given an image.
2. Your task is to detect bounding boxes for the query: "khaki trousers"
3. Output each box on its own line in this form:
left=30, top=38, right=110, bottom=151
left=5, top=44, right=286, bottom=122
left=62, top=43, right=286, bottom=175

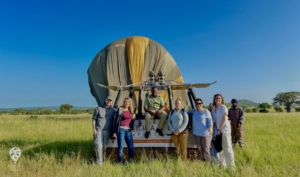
left=145, top=111, right=168, bottom=131
left=194, top=134, right=212, bottom=162
left=172, top=131, right=188, bottom=161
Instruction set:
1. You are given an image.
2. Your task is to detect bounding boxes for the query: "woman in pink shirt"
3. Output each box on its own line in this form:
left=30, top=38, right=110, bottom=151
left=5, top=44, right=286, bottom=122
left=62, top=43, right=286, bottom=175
left=112, top=97, right=136, bottom=164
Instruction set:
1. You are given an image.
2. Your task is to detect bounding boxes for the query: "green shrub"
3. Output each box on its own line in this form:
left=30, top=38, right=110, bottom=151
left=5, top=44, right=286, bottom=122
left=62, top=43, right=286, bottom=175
left=259, top=108, right=269, bottom=113
left=252, top=108, right=258, bottom=112
left=245, top=108, right=252, bottom=113
left=274, top=106, right=284, bottom=112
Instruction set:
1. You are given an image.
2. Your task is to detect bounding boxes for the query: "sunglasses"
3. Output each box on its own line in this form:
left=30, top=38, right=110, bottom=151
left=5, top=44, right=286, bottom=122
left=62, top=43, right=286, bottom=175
left=196, top=103, right=202, bottom=105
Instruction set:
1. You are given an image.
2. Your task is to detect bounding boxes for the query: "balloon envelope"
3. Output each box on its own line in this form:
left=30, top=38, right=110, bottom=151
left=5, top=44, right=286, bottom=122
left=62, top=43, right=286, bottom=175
left=88, top=36, right=188, bottom=110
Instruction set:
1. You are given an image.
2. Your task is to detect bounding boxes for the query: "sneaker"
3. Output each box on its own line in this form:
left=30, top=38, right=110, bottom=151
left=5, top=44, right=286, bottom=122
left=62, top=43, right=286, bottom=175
left=156, top=128, right=164, bottom=136
left=145, top=131, right=150, bottom=139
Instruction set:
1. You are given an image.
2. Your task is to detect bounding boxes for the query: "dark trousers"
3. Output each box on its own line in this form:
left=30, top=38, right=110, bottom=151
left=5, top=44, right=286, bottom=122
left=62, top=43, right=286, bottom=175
left=230, top=122, right=244, bottom=147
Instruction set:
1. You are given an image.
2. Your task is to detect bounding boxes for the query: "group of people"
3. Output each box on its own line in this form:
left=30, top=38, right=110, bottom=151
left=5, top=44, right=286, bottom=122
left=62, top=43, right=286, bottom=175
left=92, top=87, right=245, bottom=168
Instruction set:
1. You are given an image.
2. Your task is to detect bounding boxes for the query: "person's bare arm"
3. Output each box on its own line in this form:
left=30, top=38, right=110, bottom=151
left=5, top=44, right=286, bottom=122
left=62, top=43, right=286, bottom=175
left=217, top=113, right=227, bottom=135
left=208, top=125, right=213, bottom=134
left=92, top=109, right=98, bottom=136
left=92, top=120, right=97, bottom=136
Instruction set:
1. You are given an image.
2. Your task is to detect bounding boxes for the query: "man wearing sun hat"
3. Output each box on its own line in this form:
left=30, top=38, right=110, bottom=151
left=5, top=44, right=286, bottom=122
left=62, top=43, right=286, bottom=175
left=92, top=96, right=116, bottom=165
left=228, top=99, right=245, bottom=148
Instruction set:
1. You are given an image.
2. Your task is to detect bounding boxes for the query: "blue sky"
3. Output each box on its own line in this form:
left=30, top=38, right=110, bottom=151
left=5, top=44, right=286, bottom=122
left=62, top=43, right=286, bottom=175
left=0, top=0, right=299, bottom=108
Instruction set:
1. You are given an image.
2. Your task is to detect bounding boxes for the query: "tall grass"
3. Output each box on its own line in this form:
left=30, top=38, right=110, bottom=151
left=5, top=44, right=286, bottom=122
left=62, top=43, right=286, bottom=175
left=1, top=113, right=299, bottom=177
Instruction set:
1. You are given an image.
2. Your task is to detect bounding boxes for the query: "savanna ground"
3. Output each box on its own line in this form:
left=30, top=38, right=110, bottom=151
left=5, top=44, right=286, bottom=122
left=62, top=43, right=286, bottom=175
left=0, top=113, right=299, bottom=177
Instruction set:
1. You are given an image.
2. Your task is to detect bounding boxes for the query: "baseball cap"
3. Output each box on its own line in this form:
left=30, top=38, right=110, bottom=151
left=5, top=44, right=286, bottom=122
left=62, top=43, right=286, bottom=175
left=106, top=96, right=112, bottom=101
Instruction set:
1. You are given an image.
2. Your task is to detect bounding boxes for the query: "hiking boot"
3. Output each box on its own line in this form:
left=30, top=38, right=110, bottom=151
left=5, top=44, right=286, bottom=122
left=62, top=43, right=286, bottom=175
left=145, top=131, right=150, bottom=139
left=156, top=128, right=164, bottom=136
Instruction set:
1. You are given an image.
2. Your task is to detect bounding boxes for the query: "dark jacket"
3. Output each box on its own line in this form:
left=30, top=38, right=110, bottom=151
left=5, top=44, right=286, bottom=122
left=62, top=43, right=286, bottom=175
left=213, top=134, right=223, bottom=153
left=228, top=106, right=245, bottom=124
left=112, top=107, right=135, bottom=134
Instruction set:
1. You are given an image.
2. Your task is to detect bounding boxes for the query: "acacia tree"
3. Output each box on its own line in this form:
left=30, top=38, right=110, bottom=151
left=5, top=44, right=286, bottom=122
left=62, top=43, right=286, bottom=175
left=2, top=110, right=9, bottom=115
left=60, top=104, right=73, bottom=114
left=273, top=91, right=300, bottom=112
left=15, top=108, right=25, bottom=115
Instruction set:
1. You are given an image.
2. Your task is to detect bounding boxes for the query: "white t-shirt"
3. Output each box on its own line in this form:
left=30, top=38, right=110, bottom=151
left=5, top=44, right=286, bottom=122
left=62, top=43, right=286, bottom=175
left=211, top=105, right=230, bottom=132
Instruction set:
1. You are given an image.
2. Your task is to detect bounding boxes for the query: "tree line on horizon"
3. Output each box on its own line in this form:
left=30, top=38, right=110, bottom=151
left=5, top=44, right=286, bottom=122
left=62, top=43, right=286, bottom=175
left=1, top=104, right=94, bottom=115
left=1, top=91, right=300, bottom=115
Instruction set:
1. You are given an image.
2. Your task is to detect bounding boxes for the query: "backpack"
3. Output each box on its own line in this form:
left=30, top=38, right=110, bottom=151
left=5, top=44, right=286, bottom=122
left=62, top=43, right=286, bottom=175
left=170, top=108, right=192, bottom=131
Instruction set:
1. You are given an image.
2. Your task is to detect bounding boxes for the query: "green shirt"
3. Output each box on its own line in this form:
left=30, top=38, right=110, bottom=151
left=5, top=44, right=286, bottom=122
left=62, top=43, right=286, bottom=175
left=144, top=95, right=164, bottom=111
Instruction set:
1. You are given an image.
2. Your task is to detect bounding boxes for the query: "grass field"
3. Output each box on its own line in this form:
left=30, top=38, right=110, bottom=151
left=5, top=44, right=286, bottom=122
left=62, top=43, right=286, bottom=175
left=1, top=113, right=300, bottom=177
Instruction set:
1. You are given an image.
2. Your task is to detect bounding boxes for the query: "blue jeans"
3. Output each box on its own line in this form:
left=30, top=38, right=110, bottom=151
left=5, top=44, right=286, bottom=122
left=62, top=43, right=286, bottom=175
left=117, top=128, right=134, bottom=163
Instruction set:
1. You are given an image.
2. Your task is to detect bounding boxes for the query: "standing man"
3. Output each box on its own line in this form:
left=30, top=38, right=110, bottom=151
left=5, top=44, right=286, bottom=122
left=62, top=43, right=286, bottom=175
left=228, top=99, right=245, bottom=148
left=144, top=87, right=168, bottom=139
left=92, top=96, right=116, bottom=165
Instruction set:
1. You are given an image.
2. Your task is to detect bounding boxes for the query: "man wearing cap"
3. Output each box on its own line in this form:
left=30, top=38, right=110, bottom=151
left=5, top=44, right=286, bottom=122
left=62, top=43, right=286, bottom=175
left=92, top=96, right=116, bottom=165
left=144, top=86, right=168, bottom=139
left=228, top=99, right=245, bottom=148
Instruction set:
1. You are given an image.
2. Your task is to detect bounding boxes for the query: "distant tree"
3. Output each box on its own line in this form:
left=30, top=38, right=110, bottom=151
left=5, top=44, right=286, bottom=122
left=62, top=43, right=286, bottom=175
left=274, top=106, right=283, bottom=112
left=245, top=108, right=252, bottom=113
left=259, top=103, right=272, bottom=113
left=37, top=108, right=43, bottom=115
left=252, top=108, right=258, bottom=113
left=273, top=91, right=300, bottom=112
left=259, top=109, right=269, bottom=113
left=295, top=107, right=300, bottom=112
left=2, top=110, right=9, bottom=115
left=43, top=109, right=53, bottom=115
left=15, top=108, right=25, bottom=115
left=70, top=109, right=85, bottom=114
left=52, top=110, right=60, bottom=115
left=259, top=103, right=272, bottom=109
left=60, top=104, right=73, bottom=114
left=11, top=110, right=18, bottom=115
left=86, top=108, right=94, bottom=114
left=26, top=110, right=38, bottom=115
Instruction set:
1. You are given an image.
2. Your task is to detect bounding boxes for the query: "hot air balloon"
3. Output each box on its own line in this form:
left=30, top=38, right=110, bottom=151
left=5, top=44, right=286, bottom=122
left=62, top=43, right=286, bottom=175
left=88, top=36, right=217, bottom=151
left=88, top=36, right=216, bottom=114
